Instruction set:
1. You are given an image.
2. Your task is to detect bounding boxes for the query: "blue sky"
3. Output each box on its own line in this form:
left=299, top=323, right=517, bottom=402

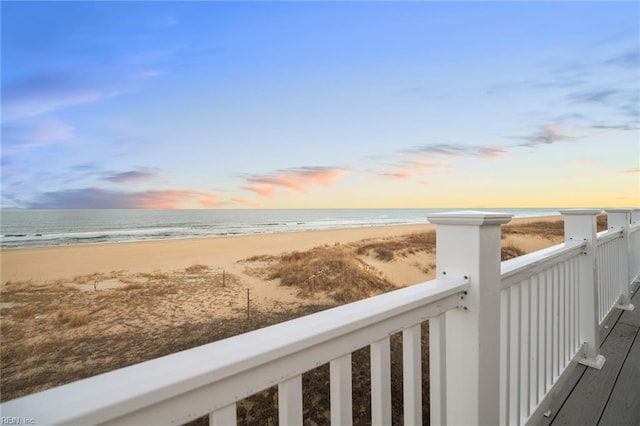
left=1, top=1, right=638, bottom=209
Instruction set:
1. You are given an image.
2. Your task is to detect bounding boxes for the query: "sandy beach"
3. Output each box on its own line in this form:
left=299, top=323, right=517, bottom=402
left=1, top=216, right=563, bottom=284
left=0, top=215, right=575, bottom=403
left=1, top=223, right=434, bottom=283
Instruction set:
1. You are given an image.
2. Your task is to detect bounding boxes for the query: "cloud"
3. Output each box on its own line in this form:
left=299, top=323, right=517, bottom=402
left=105, top=168, right=159, bottom=183
left=621, top=168, right=640, bottom=174
left=406, top=144, right=506, bottom=158
left=1, top=119, right=75, bottom=151
left=25, top=187, right=220, bottom=209
left=589, top=123, right=639, bottom=132
left=243, top=185, right=277, bottom=197
left=131, top=69, right=162, bottom=79
left=381, top=160, right=444, bottom=180
left=568, top=89, right=620, bottom=104
left=517, top=123, right=580, bottom=147
left=2, top=74, right=118, bottom=120
left=244, top=167, right=348, bottom=197
left=605, top=49, right=640, bottom=69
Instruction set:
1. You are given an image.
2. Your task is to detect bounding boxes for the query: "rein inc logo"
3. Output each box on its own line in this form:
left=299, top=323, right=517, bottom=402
left=1, top=418, right=35, bottom=425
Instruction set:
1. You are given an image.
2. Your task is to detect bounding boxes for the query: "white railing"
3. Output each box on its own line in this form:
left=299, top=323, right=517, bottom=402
left=2, top=208, right=639, bottom=426
left=596, top=230, right=626, bottom=324
left=500, top=241, right=585, bottom=424
left=0, top=274, right=470, bottom=425
left=629, top=209, right=640, bottom=291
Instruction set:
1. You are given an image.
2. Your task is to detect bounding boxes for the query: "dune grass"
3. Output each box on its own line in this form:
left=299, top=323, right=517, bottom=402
left=0, top=265, right=244, bottom=402
left=502, top=214, right=607, bottom=239
left=260, top=245, right=396, bottom=302
left=355, top=231, right=436, bottom=261
left=57, top=307, right=89, bottom=327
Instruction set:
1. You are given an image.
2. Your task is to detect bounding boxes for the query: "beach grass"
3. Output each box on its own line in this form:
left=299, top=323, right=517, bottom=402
left=255, top=245, right=396, bottom=303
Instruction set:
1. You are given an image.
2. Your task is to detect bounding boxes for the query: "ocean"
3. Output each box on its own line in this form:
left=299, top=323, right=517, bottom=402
left=0, top=208, right=563, bottom=248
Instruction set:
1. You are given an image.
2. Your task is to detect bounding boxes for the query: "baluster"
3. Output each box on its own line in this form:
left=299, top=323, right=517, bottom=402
left=552, top=265, right=559, bottom=380
left=520, top=280, right=531, bottom=419
left=330, top=354, right=353, bottom=426
left=278, top=375, right=303, bottom=425
left=538, top=271, right=546, bottom=401
left=545, top=268, right=553, bottom=391
left=500, top=288, right=510, bottom=425
left=562, top=261, right=569, bottom=366
left=403, top=324, right=422, bottom=425
left=429, top=314, right=447, bottom=426
left=371, top=337, right=391, bottom=425
left=530, top=275, right=539, bottom=408
left=509, top=284, right=520, bottom=425
left=558, top=263, right=565, bottom=369
left=210, top=403, right=236, bottom=426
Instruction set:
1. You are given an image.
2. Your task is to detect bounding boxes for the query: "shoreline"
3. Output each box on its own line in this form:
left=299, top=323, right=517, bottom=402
left=1, top=216, right=562, bottom=284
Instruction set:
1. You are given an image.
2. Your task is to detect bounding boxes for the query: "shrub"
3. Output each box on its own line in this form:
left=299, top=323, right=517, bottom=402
left=57, top=308, right=89, bottom=327
left=185, top=264, right=210, bottom=274
left=13, top=305, right=35, bottom=319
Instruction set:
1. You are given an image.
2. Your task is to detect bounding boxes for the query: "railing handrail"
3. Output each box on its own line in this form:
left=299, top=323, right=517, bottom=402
left=596, top=229, right=624, bottom=245
left=500, top=240, right=586, bottom=289
left=1, top=276, right=469, bottom=425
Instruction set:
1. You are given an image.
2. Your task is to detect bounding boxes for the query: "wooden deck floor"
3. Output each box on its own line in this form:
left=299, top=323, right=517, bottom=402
left=544, top=286, right=640, bottom=426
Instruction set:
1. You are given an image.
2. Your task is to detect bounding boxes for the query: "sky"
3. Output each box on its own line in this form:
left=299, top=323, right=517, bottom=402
left=1, top=1, right=639, bottom=209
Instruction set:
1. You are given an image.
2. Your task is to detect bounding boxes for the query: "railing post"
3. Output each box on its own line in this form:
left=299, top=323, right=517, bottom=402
left=606, top=208, right=635, bottom=312
left=629, top=209, right=640, bottom=290
left=560, top=209, right=606, bottom=370
left=427, top=211, right=512, bottom=425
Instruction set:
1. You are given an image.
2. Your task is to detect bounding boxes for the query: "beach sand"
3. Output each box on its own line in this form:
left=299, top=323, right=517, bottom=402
left=0, top=215, right=570, bottom=402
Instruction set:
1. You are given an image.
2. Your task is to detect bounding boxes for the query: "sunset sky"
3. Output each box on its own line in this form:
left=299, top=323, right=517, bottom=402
left=2, top=1, right=638, bottom=209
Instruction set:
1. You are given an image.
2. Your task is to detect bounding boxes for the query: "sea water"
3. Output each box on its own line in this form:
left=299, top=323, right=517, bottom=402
left=0, top=208, right=562, bottom=248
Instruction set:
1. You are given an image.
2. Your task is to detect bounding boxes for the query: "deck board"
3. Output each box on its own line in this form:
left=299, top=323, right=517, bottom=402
left=618, top=292, right=640, bottom=328
left=550, top=289, right=640, bottom=426
left=598, top=330, right=640, bottom=425
left=537, top=363, right=586, bottom=426
left=550, top=323, right=636, bottom=425
left=600, top=308, right=623, bottom=345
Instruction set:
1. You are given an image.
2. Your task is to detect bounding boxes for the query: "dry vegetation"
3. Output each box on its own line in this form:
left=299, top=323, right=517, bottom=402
left=1, top=265, right=300, bottom=403
left=502, top=214, right=607, bottom=239
left=251, top=245, right=396, bottom=303
left=1, top=217, right=590, bottom=424
left=355, top=231, right=436, bottom=261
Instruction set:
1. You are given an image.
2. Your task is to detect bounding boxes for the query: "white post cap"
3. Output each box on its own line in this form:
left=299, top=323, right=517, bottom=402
left=426, top=210, right=513, bottom=226
left=559, top=208, right=603, bottom=216
left=605, top=207, right=632, bottom=212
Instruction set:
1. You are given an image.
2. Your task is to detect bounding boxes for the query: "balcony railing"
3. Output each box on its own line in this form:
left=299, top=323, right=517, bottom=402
left=2, top=208, right=639, bottom=425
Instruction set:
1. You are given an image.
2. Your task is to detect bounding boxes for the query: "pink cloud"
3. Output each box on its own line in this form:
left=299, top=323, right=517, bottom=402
left=382, top=160, right=444, bottom=180
left=134, top=189, right=220, bottom=209
left=250, top=176, right=305, bottom=191
left=385, top=171, right=412, bottom=179
left=243, top=185, right=277, bottom=197
left=26, top=187, right=220, bottom=209
left=476, top=147, right=506, bottom=158
left=245, top=167, right=348, bottom=197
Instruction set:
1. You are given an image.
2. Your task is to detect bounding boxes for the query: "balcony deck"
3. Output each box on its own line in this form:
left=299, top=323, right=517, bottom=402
left=545, top=285, right=640, bottom=425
